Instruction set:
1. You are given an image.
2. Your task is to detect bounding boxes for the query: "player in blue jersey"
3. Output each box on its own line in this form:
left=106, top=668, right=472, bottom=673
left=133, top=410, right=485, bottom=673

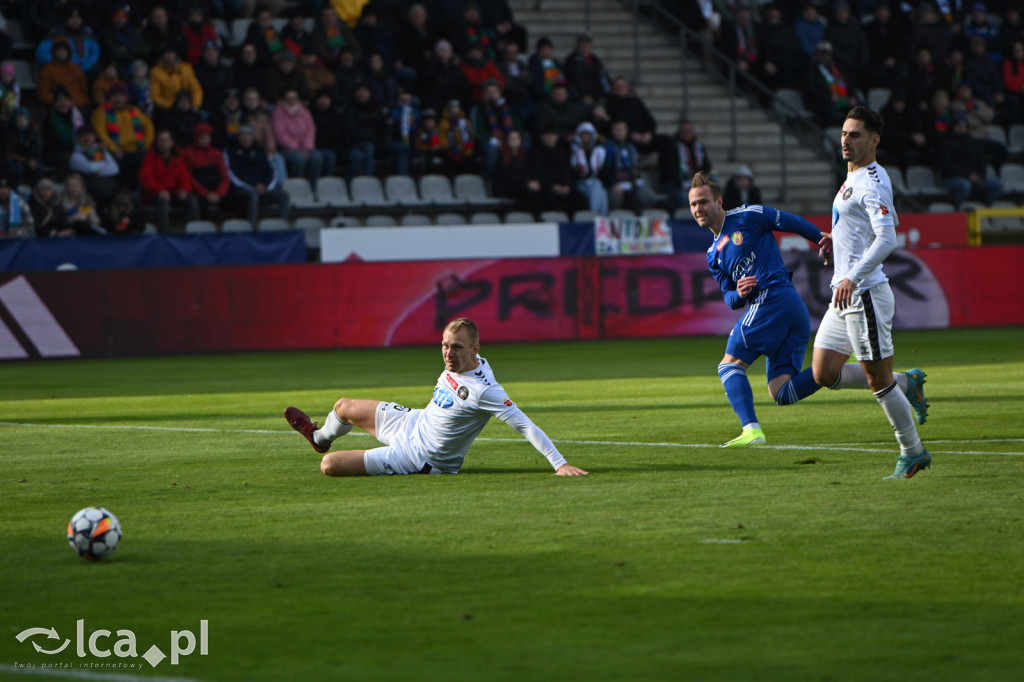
left=689, top=170, right=832, bottom=447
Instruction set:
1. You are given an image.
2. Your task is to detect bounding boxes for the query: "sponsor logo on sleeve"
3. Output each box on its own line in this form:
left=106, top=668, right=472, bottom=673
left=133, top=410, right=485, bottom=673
left=445, top=373, right=459, bottom=391
left=503, top=399, right=514, bottom=407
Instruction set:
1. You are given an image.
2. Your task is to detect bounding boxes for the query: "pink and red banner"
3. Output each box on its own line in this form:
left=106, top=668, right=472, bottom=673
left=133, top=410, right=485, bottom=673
left=0, top=246, right=1019, bottom=359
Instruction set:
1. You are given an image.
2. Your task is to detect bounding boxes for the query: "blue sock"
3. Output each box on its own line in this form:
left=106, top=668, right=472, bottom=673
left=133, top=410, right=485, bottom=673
left=718, top=363, right=758, bottom=428
left=774, top=367, right=822, bottom=406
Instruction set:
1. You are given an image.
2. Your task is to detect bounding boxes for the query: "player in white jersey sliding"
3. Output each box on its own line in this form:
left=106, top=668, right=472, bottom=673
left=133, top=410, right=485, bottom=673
left=284, top=317, right=589, bottom=477
left=812, top=106, right=931, bottom=479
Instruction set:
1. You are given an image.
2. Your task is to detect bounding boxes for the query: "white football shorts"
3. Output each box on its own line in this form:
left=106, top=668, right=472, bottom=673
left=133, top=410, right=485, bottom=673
left=363, top=402, right=445, bottom=476
left=813, top=281, right=895, bottom=362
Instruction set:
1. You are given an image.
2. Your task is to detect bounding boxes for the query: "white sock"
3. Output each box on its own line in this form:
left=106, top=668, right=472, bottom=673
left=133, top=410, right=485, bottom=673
left=830, top=363, right=869, bottom=390
left=315, top=409, right=352, bottom=446
left=875, top=381, right=924, bottom=457
left=894, top=372, right=908, bottom=392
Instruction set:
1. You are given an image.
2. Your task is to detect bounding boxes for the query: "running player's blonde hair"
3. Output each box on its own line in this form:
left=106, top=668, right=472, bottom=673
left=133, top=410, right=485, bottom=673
left=445, top=317, right=479, bottom=345
left=691, top=171, right=722, bottom=200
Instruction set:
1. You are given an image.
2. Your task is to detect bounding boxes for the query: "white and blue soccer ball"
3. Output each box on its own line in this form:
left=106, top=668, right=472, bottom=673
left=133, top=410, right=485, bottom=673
left=67, top=507, right=122, bottom=561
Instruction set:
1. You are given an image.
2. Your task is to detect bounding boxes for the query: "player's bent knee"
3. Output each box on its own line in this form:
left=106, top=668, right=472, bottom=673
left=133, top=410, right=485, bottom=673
left=333, top=397, right=353, bottom=419
left=813, top=367, right=839, bottom=389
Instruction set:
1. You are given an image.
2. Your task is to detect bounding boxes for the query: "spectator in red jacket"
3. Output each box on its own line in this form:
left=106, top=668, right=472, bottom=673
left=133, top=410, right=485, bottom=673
left=139, top=129, right=199, bottom=232
left=182, top=7, right=221, bottom=66
left=460, top=43, right=504, bottom=104
left=182, top=122, right=230, bottom=219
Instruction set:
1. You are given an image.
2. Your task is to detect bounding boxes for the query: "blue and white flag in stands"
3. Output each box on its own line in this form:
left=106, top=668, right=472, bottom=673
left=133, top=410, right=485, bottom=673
left=595, top=216, right=674, bottom=255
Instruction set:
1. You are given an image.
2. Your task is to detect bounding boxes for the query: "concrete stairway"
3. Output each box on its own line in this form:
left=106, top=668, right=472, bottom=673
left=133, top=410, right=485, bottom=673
left=511, top=0, right=839, bottom=215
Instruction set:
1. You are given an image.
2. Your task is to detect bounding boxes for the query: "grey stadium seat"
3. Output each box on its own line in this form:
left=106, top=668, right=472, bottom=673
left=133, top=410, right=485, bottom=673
left=221, top=218, right=254, bottom=232
left=385, top=175, right=429, bottom=206
left=454, top=174, right=503, bottom=206
left=435, top=212, right=467, bottom=225
left=185, top=220, right=218, bottom=234
left=316, top=177, right=355, bottom=208
left=419, top=174, right=462, bottom=206
left=282, top=178, right=322, bottom=210
left=349, top=176, right=391, bottom=208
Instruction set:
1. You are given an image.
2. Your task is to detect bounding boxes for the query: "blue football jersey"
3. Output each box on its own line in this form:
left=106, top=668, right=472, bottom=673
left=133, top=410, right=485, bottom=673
left=706, top=205, right=822, bottom=310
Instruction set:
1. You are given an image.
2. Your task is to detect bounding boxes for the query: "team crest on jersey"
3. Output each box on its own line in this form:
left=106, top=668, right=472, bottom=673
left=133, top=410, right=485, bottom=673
left=730, top=231, right=743, bottom=246
left=457, top=386, right=469, bottom=400
left=504, top=398, right=514, bottom=407
left=445, top=373, right=459, bottom=391
left=879, top=204, right=889, bottom=215
left=842, top=187, right=853, bottom=200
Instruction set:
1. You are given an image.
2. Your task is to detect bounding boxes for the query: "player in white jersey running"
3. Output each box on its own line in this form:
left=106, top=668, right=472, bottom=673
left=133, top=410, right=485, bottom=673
left=812, top=106, right=931, bottom=479
left=284, top=318, right=589, bottom=477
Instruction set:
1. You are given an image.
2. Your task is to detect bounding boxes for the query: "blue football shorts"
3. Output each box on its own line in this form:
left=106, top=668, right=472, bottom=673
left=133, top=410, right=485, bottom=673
left=725, top=284, right=811, bottom=381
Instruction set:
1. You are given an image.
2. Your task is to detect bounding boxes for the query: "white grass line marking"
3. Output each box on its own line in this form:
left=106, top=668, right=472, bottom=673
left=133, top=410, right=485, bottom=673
left=0, top=664, right=203, bottom=681
left=1, top=422, right=1022, bottom=456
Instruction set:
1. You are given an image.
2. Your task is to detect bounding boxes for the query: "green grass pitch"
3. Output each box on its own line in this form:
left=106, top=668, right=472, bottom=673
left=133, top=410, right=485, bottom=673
left=1, top=328, right=1023, bottom=682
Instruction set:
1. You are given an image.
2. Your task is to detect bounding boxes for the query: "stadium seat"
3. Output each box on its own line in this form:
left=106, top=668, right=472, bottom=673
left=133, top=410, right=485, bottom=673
left=905, top=165, right=946, bottom=198
left=572, top=210, right=597, bottom=222
left=435, top=212, right=467, bottom=225
left=293, top=216, right=326, bottom=230
left=385, top=175, right=429, bottom=206
left=419, top=174, right=462, bottom=206
left=185, top=220, right=218, bottom=234
left=642, top=208, right=670, bottom=220
left=960, top=201, right=985, bottom=212
left=867, top=87, right=891, bottom=112
left=454, top=174, right=503, bottom=206
left=927, top=201, right=955, bottom=213
left=282, top=178, right=322, bottom=210
left=221, top=218, right=254, bottom=232
left=211, top=19, right=230, bottom=43
left=887, top=166, right=909, bottom=196
left=230, top=18, right=252, bottom=47
left=1000, top=163, right=1024, bottom=193
left=349, top=176, right=391, bottom=208
left=774, top=88, right=813, bottom=124
left=505, top=211, right=536, bottom=224
left=400, top=213, right=432, bottom=225
left=823, top=126, right=842, bottom=155
left=987, top=125, right=1009, bottom=147
left=1009, top=124, right=1024, bottom=155
left=469, top=212, right=502, bottom=224
left=12, top=60, right=34, bottom=90
left=540, top=210, right=570, bottom=223
left=316, top=177, right=354, bottom=208
left=364, top=214, right=397, bottom=226
left=674, top=207, right=692, bottom=219
left=257, top=218, right=291, bottom=231
left=6, top=20, right=33, bottom=53
left=144, top=223, right=158, bottom=234
left=609, top=209, right=637, bottom=220
left=302, top=225, right=322, bottom=249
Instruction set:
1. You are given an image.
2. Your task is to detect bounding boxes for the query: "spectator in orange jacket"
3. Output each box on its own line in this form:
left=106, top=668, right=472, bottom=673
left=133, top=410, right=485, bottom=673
left=150, top=45, right=204, bottom=114
left=37, top=38, right=89, bottom=107
left=139, top=129, right=199, bottom=232
left=182, top=122, right=231, bottom=219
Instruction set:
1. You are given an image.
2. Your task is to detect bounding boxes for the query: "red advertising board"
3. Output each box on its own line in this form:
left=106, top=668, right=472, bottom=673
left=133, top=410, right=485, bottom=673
left=1, top=247, right=1020, bottom=359
left=779, top=212, right=968, bottom=250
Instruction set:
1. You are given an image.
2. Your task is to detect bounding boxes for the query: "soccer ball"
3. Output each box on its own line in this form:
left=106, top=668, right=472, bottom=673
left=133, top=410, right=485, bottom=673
left=67, top=507, right=122, bottom=561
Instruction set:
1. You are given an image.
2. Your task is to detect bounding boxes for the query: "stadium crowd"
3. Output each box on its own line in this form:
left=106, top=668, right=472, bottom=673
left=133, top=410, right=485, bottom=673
left=672, top=0, right=1024, bottom=207
left=0, top=0, right=710, bottom=237
left=4, top=0, right=1023, bottom=237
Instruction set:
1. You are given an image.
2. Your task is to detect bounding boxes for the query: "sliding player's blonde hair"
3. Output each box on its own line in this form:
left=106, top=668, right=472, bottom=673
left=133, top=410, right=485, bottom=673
left=445, top=317, right=479, bottom=345
left=691, top=171, right=722, bottom=200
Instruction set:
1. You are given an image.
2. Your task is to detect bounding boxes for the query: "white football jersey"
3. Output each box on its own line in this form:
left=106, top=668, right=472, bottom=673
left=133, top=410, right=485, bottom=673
left=831, top=163, right=899, bottom=292
left=412, top=356, right=526, bottom=470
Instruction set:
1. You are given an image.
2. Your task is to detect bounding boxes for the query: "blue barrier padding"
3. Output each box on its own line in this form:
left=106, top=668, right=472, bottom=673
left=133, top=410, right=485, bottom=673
left=0, top=232, right=306, bottom=272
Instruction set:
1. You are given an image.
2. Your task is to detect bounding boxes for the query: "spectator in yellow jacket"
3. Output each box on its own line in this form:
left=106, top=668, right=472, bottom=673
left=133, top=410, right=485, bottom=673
left=90, top=83, right=154, bottom=183
left=150, top=45, right=204, bottom=113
